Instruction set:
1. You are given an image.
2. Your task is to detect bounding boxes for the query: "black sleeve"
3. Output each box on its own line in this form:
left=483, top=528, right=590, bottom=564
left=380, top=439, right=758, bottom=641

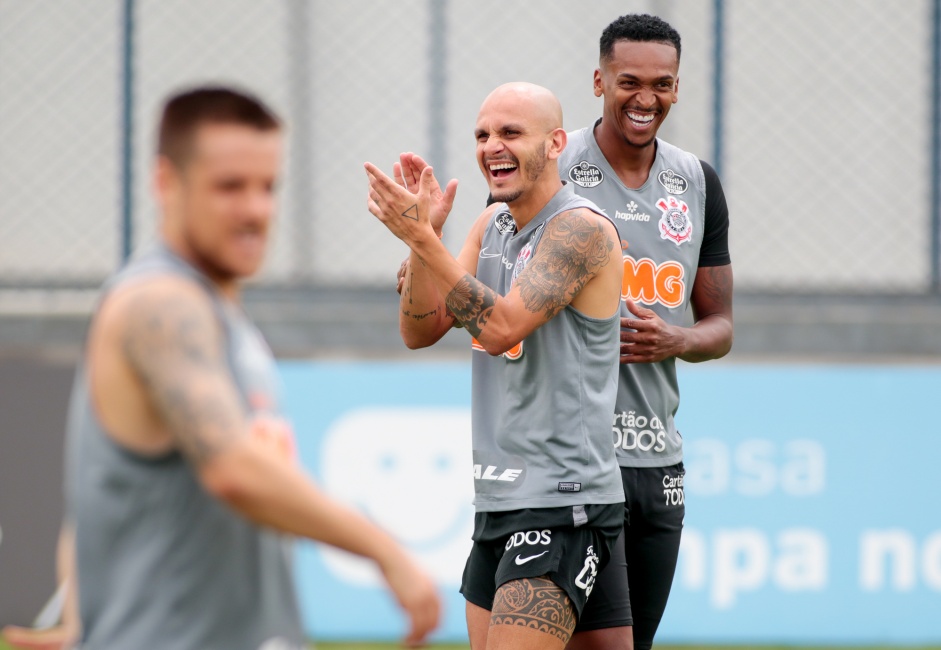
left=698, top=160, right=731, bottom=267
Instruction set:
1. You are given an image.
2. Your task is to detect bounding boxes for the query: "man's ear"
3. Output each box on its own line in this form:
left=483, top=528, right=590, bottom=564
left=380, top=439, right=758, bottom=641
left=547, top=128, right=567, bottom=160
left=155, top=157, right=173, bottom=198
left=154, top=156, right=183, bottom=210
left=593, top=68, right=604, bottom=98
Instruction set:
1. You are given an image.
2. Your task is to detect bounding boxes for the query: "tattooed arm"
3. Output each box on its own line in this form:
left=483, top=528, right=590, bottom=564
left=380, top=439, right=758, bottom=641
left=365, top=162, right=621, bottom=354
left=110, top=278, right=440, bottom=644
left=120, top=278, right=246, bottom=464
left=683, top=264, right=733, bottom=361
left=364, top=158, right=484, bottom=348
left=463, top=208, right=622, bottom=354
left=413, top=208, right=621, bottom=355
left=398, top=207, right=490, bottom=349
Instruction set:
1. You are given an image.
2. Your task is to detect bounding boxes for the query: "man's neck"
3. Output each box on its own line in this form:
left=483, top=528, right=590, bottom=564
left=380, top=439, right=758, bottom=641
left=506, top=178, right=563, bottom=231
left=593, top=119, right=658, bottom=190
left=160, top=236, right=241, bottom=302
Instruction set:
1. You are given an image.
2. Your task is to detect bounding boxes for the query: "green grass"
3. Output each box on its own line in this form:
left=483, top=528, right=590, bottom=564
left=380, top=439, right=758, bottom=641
left=254, top=644, right=941, bottom=650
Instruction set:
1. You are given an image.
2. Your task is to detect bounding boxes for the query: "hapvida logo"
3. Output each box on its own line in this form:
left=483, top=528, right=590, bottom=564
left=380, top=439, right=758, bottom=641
left=615, top=201, right=651, bottom=222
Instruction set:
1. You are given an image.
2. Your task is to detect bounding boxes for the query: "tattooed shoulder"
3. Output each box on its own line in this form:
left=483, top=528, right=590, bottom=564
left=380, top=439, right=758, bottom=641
left=121, top=280, right=221, bottom=372
left=119, top=279, right=243, bottom=465
left=515, top=209, right=615, bottom=319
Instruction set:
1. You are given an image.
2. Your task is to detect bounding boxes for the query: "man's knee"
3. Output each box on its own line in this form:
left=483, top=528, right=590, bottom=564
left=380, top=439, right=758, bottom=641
left=567, top=625, right=633, bottom=650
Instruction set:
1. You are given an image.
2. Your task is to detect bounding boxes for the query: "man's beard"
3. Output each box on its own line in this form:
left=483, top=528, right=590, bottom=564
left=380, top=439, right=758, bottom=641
left=490, top=142, right=547, bottom=204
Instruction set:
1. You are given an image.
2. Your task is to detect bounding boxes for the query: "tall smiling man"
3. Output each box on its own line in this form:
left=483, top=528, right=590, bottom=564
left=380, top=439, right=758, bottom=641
left=366, top=82, right=624, bottom=650
left=561, top=14, right=734, bottom=650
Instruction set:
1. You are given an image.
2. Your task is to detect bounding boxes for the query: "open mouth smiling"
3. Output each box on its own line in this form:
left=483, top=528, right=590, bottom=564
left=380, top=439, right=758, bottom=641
left=488, top=161, right=518, bottom=179
left=626, top=110, right=656, bottom=127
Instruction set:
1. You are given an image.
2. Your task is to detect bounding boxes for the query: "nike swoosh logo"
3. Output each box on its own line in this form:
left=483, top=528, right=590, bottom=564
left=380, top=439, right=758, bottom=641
left=479, top=247, right=502, bottom=258
left=514, top=550, right=549, bottom=565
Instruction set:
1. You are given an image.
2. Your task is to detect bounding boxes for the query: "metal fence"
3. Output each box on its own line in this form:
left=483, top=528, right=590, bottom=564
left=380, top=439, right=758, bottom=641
left=1, top=0, right=939, bottom=294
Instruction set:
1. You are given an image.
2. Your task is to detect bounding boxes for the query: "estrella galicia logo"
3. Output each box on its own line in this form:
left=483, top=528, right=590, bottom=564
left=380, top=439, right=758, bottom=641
left=494, top=210, right=516, bottom=235
left=657, top=169, right=689, bottom=194
left=568, top=161, right=604, bottom=188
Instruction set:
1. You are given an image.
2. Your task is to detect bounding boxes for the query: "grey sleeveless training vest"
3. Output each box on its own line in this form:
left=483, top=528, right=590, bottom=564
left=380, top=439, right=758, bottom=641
left=66, top=245, right=304, bottom=650
left=471, top=183, right=623, bottom=512
left=560, top=128, right=707, bottom=468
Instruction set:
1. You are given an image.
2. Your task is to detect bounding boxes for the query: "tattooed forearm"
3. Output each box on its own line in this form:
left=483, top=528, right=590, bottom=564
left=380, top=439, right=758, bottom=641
left=122, top=289, right=244, bottom=465
left=491, top=576, right=577, bottom=643
left=402, top=308, right=438, bottom=321
left=516, top=209, right=614, bottom=318
left=445, top=273, right=497, bottom=338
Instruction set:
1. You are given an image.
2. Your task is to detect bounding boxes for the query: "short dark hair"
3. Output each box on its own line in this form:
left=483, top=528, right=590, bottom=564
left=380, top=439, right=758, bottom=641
left=600, top=14, right=681, bottom=63
left=157, top=86, right=281, bottom=167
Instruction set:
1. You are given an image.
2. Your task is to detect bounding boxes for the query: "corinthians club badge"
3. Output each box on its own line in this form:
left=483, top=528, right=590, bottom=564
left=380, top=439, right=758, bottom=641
left=656, top=196, right=692, bottom=245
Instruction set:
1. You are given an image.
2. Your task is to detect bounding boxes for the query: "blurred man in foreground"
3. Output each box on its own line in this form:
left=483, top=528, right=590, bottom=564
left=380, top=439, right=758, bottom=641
left=5, top=86, right=440, bottom=650
left=366, top=82, right=624, bottom=650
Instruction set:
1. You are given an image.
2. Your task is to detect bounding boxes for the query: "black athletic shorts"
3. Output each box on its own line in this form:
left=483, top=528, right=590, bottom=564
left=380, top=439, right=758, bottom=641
left=460, top=503, right=623, bottom=620
left=574, top=462, right=685, bottom=642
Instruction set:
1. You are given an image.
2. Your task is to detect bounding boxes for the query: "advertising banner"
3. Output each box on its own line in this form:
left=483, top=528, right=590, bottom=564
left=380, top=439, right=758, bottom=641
left=281, top=361, right=941, bottom=644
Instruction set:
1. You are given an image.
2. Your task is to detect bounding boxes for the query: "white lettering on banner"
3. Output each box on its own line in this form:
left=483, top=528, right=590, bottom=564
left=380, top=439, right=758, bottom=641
left=859, top=530, right=941, bottom=591
left=774, top=529, right=827, bottom=592
left=685, top=439, right=826, bottom=497
left=926, top=535, right=941, bottom=590
left=713, top=530, right=769, bottom=608
left=678, top=527, right=827, bottom=609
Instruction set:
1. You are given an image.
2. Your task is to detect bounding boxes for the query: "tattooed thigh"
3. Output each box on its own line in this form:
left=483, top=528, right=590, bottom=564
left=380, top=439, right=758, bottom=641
left=490, top=576, right=576, bottom=643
